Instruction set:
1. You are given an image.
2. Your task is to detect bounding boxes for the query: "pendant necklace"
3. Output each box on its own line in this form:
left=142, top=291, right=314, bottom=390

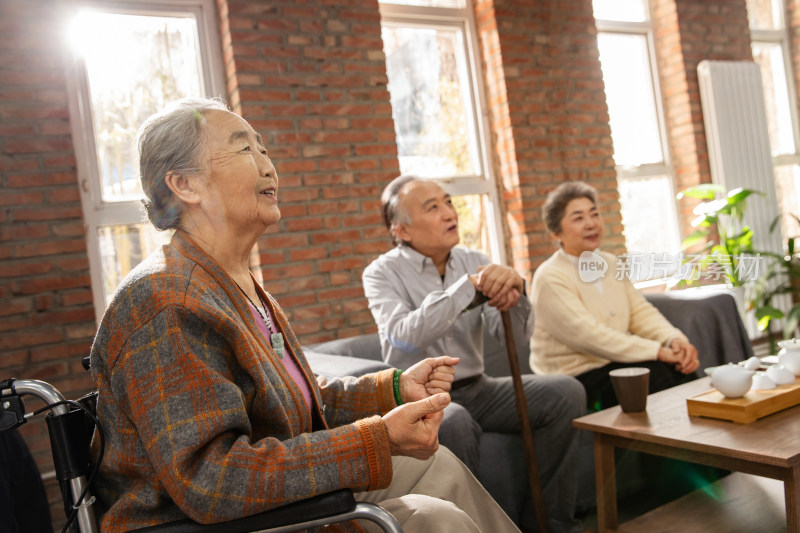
left=234, top=281, right=285, bottom=359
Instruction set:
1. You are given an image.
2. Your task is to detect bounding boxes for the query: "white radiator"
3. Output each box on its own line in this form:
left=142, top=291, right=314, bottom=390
left=697, top=60, right=785, bottom=339
left=698, top=60, right=781, bottom=254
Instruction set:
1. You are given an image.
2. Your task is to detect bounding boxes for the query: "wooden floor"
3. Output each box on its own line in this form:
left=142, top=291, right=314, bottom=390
left=614, top=472, right=786, bottom=533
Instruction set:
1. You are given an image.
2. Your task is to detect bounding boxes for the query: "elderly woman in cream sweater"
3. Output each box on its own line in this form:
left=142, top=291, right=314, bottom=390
left=530, top=181, right=700, bottom=411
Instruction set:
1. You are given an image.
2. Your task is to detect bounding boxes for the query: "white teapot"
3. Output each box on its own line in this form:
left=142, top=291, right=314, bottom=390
left=778, top=339, right=800, bottom=376
left=711, top=363, right=754, bottom=398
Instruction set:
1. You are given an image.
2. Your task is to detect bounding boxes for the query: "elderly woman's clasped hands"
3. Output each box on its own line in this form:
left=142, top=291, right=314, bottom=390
left=658, top=338, right=700, bottom=375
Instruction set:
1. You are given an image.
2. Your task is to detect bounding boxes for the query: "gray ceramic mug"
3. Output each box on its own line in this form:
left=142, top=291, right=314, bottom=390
left=609, top=367, right=650, bottom=412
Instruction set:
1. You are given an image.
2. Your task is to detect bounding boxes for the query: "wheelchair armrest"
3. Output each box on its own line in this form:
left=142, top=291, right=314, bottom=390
left=130, top=489, right=357, bottom=533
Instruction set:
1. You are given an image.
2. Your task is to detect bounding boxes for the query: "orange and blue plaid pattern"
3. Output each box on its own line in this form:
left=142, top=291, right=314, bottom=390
left=89, top=231, right=395, bottom=532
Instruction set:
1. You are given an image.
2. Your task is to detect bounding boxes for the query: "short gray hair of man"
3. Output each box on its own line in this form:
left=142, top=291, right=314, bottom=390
left=542, top=181, right=599, bottom=234
left=380, top=174, right=420, bottom=246
left=137, top=96, right=229, bottom=230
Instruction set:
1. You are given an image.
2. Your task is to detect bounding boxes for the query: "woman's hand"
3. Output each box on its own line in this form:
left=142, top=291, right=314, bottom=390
left=383, top=393, right=450, bottom=459
left=657, top=339, right=699, bottom=375
left=400, top=356, right=459, bottom=403
left=670, top=338, right=700, bottom=374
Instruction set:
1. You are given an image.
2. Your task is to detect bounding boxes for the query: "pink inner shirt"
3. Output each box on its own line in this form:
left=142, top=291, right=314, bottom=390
left=247, top=302, right=313, bottom=411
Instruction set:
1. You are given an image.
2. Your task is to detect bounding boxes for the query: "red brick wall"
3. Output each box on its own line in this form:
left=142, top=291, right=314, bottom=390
left=0, top=0, right=96, bottom=526
left=475, top=0, right=621, bottom=278
left=651, top=0, right=753, bottom=237
left=218, top=0, right=397, bottom=343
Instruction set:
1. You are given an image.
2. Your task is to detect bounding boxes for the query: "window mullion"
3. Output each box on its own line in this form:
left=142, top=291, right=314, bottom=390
left=378, top=3, right=469, bottom=21
left=94, top=202, right=148, bottom=227
left=616, top=163, right=672, bottom=180
left=775, top=153, right=800, bottom=167
left=434, top=178, right=493, bottom=196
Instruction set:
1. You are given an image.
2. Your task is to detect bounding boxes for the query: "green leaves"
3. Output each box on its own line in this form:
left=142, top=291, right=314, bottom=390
left=679, top=186, right=800, bottom=349
left=676, top=183, right=725, bottom=200
left=677, top=186, right=764, bottom=288
left=686, top=187, right=763, bottom=230
left=756, top=305, right=784, bottom=331
left=681, top=230, right=712, bottom=249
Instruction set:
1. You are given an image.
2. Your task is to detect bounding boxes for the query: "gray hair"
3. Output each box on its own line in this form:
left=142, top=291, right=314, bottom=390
left=137, top=97, right=230, bottom=230
left=542, top=181, right=598, bottom=234
left=380, top=174, right=419, bottom=246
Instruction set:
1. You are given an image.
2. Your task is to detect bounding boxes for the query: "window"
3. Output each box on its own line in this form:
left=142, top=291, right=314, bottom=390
left=64, top=0, right=225, bottom=320
left=593, top=0, right=682, bottom=278
left=378, top=0, right=504, bottom=261
left=748, top=0, right=800, bottom=240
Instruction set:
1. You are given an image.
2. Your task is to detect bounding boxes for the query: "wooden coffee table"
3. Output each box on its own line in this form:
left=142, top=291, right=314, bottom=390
left=573, top=377, right=800, bottom=532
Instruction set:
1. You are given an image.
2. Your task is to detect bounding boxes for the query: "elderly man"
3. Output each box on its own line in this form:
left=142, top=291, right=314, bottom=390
left=363, top=175, right=586, bottom=533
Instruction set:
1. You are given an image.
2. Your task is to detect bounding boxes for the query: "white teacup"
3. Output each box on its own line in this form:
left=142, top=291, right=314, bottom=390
left=766, top=364, right=795, bottom=385
left=751, top=372, right=776, bottom=390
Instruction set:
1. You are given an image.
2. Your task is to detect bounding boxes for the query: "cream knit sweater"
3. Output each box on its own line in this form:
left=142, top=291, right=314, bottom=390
left=530, top=250, right=686, bottom=377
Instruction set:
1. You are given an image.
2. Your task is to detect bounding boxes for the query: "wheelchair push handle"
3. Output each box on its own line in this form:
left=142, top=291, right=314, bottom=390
left=1, top=378, right=70, bottom=431
left=2, top=378, right=70, bottom=413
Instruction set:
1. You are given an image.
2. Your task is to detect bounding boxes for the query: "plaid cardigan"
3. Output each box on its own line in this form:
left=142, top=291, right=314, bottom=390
left=89, top=231, right=395, bottom=532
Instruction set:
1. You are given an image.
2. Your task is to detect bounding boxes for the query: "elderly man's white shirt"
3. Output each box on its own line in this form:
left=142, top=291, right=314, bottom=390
left=362, top=245, right=534, bottom=380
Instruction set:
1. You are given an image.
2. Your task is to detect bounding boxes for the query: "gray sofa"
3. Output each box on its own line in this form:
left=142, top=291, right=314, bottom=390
left=301, top=290, right=753, bottom=529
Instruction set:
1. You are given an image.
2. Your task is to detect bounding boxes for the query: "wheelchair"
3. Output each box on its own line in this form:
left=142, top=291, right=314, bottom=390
left=0, top=375, right=402, bottom=533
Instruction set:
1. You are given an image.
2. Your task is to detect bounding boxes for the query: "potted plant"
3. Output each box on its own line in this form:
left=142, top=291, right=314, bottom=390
left=677, top=184, right=800, bottom=352
left=748, top=213, right=800, bottom=352
left=674, top=185, right=767, bottom=343
left=676, top=184, right=762, bottom=288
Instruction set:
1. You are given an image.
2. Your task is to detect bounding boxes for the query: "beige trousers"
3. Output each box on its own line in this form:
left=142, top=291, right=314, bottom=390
left=355, top=446, right=520, bottom=533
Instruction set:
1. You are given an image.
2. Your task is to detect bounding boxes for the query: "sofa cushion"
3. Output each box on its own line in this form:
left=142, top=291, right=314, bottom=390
left=303, top=348, right=390, bottom=378
left=306, top=335, right=384, bottom=362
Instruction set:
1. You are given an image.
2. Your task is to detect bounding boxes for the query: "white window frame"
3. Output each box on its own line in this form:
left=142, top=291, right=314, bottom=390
left=594, top=10, right=682, bottom=259
left=62, top=0, right=226, bottom=322
left=378, top=1, right=507, bottom=263
left=750, top=1, right=800, bottom=169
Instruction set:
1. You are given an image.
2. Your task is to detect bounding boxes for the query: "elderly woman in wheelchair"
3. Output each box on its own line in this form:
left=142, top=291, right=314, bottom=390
left=2, top=97, right=518, bottom=533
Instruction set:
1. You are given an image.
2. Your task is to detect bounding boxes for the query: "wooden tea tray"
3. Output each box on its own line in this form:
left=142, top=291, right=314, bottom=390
left=686, top=378, right=800, bottom=423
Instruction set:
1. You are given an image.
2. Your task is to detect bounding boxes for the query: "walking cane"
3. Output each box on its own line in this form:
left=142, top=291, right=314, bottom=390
left=501, top=310, right=549, bottom=533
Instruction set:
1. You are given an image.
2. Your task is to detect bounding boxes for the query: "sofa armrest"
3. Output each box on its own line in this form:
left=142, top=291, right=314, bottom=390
left=303, top=334, right=389, bottom=378
left=303, top=349, right=391, bottom=378
left=306, top=334, right=383, bottom=362
left=645, top=289, right=754, bottom=370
